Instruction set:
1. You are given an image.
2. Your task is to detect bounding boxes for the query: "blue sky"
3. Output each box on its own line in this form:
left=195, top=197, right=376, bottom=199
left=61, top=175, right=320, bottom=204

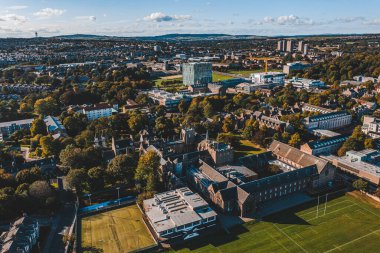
left=1, top=0, right=380, bottom=37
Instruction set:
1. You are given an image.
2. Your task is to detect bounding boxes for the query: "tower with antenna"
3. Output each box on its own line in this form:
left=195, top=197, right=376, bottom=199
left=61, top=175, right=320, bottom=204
left=35, top=32, right=38, bottom=38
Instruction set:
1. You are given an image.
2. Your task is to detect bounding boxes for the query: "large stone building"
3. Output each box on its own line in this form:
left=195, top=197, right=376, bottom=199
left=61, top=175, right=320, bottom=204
left=197, top=139, right=234, bottom=166
left=182, top=62, right=212, bottom=86
left=303, top=111, right=352, bottom=131
left=143, top=187, right=217, bottom=242
left=188, top=141, right=335, bottom=217
left=252, top=111, right=294, bottom=132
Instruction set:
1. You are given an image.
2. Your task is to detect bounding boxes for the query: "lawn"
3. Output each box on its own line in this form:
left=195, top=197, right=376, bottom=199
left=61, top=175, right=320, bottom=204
left=227, top=69, right=283, bottom=77
left=81, top=205, right=156, bottom=253
left=235, top=139, right=266, bottom=158
left=170, top=193, right=380, bottom=253
left=212, top=72, right=234, bottom=82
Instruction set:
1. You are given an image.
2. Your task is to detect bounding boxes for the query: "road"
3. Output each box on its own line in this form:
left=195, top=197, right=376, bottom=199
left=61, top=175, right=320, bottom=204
left=42, top=202, right=76, bottom=253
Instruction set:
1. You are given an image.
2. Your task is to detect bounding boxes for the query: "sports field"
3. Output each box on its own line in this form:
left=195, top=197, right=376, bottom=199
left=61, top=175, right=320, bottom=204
left=81, top=205, right=156, bottom=253
left=171, top=193, right=380, bottom=253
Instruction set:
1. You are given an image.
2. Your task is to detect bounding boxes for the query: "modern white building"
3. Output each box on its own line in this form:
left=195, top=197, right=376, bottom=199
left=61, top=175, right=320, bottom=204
left=143, top=187, right=217, bottom=241
left=287, top=77, right=325, bottom=89
left=182, top=62, right=212, bottom=86
left=81, top=103, right=118, bottom=121
left=250, top=72, right=286, bottom=87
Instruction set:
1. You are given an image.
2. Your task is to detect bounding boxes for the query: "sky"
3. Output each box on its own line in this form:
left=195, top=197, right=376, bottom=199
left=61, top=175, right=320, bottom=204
left=1, top=0, right=380, bottom=37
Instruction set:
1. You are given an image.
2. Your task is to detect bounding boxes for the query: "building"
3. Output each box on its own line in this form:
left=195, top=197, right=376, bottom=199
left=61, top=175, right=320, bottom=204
left=300, top=135, right=349, bottom=156
left=268, top=140, right=335, bottom=188
left=148, top=90, right=192, bottom=111
left=143, top=187, right=217, bottom=242
left=301, top=103, right=334, bottom=114
left=362, top=116, right=380, bottom=139
left=298, top=41, right=304, bottom=52
left=154, top=45, right=161, bottom=52
left=188, top=141, right=335, bottom=217
left=322, top=149, right=380, bottom=189
left=0, top=118, right=34, bottom=141
left=0, top=215, right=39, bottom=253
left=80, top=103, right=118, bottom=120
left=250, top=72, right=286, bottom=87
left=197, top=139, right=234, bottom=166
left=286, top=40, right=294, bottom=52
left=182, top=62, right=212, bottom=87
left=277, top=40, right=286, bottom=51
left=283, top=62, right=312, bottom=74
left=303, top=111, right=352, bottom=131
left=287, top=77, right=325, bottom=89
left=44, top=116, right=66, bottom=139
left=252, top=111, right=294, bottom=132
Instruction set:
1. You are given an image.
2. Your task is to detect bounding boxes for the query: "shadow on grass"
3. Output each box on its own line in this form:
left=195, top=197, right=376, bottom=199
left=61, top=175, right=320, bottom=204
left=263, top=189, right=347, bottom=226
left=171, top=225, right=249, bottom=251
left=82, top=246, right=104, bottom=253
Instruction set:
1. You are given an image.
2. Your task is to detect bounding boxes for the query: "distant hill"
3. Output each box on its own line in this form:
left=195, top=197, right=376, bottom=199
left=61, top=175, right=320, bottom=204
left=54, top=33, right=265, bottom=41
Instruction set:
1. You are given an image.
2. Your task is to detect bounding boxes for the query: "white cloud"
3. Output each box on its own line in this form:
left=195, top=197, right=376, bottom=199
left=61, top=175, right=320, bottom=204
left=0, top=14, right=27, bottom=23
left=335, top=16, right=365, bottom=23
left=364, top=19, right=380, bottom=25
left=256, top=15, right=314, bottom=26
left=143, top=12, right=191, bottom=22
left=7, top=5, right=28, bottom=10
left=33, top=8, right=66, bottom=18
left=75, top=16, right=97, bottom=21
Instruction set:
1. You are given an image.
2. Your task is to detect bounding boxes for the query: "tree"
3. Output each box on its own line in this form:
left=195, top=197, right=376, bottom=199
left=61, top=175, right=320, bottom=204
left=34, top=97, right=59, bottom=116
left=128, top=113, right=148, bottom=134
left=28, top=181, right=55, bottom=204
left=40, top=136, right=61, bottom=157
left=222, top=117, right=234, bottom=133
left=352, top=179, right=368, bottom=192
left=88, top=167, right=105, bottom=191
left=0, top=169, right=15, bottom=188
left=16, top=167, right=42, bottom=184
left=30, top=117, right=47, bottom=136
left=107, top=155, right=136, bottom=185
left=155, top=116, right=174, bottom=138
left=63, top=115, right=87, bottom=136
left=135, top=151, right=161, bottom=191
left=364, top=138, right=374, bottom=149
left=217, top=133, right=239, bottom=147
left=288, top=133, right=302, bottom=148
left=66, top=169, right=88, bottom=193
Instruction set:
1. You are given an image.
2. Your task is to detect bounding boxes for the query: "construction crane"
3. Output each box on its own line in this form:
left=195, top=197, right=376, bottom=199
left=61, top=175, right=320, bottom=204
left=248, top=54, right=282, bottom=73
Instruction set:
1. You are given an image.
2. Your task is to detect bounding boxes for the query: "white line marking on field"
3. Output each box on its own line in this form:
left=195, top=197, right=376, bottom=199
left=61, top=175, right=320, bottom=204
left=323, top=228, right=380, bottom=253
left=266, top=230, right=291, bottom=253
left=273, top=223, right=308, bottom=253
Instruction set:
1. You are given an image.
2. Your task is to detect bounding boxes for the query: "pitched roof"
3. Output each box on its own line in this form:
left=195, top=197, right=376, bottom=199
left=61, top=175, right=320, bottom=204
left=269, top=140, right=329, bottom=173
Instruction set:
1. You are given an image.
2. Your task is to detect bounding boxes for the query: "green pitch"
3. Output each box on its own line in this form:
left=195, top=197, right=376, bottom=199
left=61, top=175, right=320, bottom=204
left=171, top=193, right=380, bottom=253
left=81, top=205, right=156, bottom=253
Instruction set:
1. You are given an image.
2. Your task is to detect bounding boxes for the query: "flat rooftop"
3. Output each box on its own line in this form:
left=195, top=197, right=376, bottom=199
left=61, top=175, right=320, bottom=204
left=322, top=155, right=380, bottom=178
left=143, top=187, right=216, bottom=233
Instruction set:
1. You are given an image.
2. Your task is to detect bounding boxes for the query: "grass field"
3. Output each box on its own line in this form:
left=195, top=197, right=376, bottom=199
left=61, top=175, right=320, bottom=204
left=212, top=72, right=234, bottom=81
left=81, top=205, right=156, bottom=253
left=235, top=139, right=266, bottom=158
left=171, top=193, right=380, bottom=253
left=227, top=69, right=283, bottom=77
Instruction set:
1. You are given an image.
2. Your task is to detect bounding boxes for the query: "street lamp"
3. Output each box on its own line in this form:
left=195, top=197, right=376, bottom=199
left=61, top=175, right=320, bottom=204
left=88, top=194, right=92, bottom=206
left=116, top=187, right=120, bottom=205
